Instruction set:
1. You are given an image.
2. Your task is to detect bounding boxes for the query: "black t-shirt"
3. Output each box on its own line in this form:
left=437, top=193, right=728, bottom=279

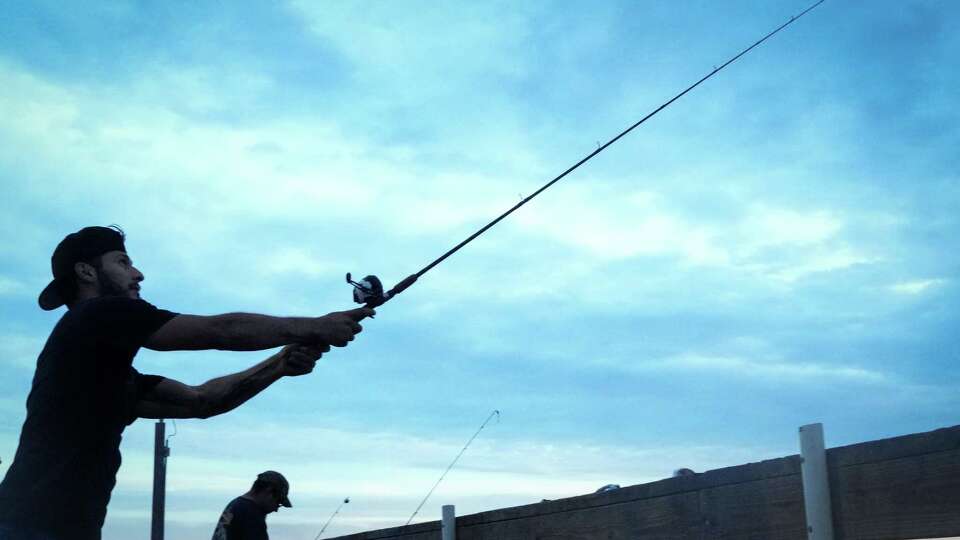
left=212, top=497, right=269, bottom=540
left=0, top=297, right=178, bottom=539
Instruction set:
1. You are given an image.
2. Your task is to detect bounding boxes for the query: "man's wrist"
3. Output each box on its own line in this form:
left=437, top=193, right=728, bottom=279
left=270, top=351, right=288, bottom=378
left=283, top=317, right=316, bottom=343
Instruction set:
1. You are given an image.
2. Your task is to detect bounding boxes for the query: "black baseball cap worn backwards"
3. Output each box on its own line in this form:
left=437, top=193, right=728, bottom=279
left=38, top=226, right=127, bottom=311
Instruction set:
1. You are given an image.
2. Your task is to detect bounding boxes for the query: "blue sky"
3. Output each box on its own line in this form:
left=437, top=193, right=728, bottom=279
left=1, top=1, right=957, bottom=538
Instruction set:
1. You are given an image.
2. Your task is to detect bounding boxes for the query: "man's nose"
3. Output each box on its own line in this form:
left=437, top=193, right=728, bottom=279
left=133, top=267, right=144, bottom=282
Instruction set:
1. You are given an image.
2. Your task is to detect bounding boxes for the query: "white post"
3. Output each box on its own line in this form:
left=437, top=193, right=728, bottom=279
left=441, top=505, right=456, bottom=540
left=799, top=423, right=834, bottom=540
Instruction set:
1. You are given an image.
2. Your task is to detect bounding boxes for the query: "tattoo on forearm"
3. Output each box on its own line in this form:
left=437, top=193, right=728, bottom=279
left=207, top=360, right=279, bottom=417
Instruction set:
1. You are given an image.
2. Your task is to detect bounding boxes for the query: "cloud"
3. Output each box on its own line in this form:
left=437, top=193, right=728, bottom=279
left=256, top=247, right=337, bottom=278
left=758, top=246, right=877, bottom=283
left=1, top=57, right=374, bottom=202
left=0, top=275, right=28, bottom=296
left=0, top=58, right=544, bottom=280
left=288, top=1, right=536, bottom=98
left=513, top=186, right=726, bottom=263
left=638, top=353, right=890, bottom=385
left=0, top=332, right=43, bottom=371
left=507, top=182, right=876, bottom=289
left=889, top=278, right=948, bottom=295
left=739, top=205, right=842, bottom=248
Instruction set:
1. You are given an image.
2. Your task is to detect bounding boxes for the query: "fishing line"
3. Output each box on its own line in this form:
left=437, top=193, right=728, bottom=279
left=405, top=410, right=500, bottom=526
left=346, top=0, right=825, bottom=308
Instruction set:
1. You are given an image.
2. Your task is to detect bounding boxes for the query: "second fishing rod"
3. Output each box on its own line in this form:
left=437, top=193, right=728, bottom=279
left=346, top=0, right=826, bottom=309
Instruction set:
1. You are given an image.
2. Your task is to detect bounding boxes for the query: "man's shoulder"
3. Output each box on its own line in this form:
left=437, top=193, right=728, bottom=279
left=227, top=496, right=259, bottom=513
left=48, top=298, right=142, bottom=336
left=53, top=297, right=177, bottom=349
left=69, top=297, right=175, bottom=324
left=225, top=497, right=266, bottom=527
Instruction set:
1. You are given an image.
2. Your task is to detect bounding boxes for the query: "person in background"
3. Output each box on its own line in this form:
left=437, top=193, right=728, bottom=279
left=212, top=471, right=293, bottom=540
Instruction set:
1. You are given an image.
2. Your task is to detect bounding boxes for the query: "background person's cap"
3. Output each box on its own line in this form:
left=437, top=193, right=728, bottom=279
left=257, top=470, right=292, bottom=507
left=38, top=226, right=126, bottom=311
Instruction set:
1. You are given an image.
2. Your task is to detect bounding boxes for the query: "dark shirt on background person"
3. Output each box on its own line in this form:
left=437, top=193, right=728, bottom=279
left=212, top=471, right=291, bottom=540
left=212, top=497, right=269, bottom=540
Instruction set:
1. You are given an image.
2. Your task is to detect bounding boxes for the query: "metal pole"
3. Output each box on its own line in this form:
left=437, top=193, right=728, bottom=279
left=799, top=423, right=834, bottom=540
left=441, top=505, right=456, bottom=540
left=151, top=419, right=169, bottom=540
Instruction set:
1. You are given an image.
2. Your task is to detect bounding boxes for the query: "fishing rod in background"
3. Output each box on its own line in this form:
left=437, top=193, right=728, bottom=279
left=405, top=410, right=500, bottom=526
left=346, top=0, right=825, bottom=309
left=314, top=497, right=350, bottom=540
left=310, top=411, right=499, bottom=538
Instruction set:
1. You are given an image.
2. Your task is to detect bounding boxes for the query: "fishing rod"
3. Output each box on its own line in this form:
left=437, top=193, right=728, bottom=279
left=346, top=0, right=826, bottom=307
left=313, top=497, right=350, bottom=540
left=405, top=410, right=500, bottom=526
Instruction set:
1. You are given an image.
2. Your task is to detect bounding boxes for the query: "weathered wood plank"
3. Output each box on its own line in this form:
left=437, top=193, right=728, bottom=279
left=833, top=448, right=960, bottom=540
left=327, top=520, right=440, bottom=540
left=699, top=473, right=807, bottom=540
left=830, top=425, right=960, bottom=468
left=458, top=492, right=702, bottom=540
left=454, top=455, right=800, bottom=529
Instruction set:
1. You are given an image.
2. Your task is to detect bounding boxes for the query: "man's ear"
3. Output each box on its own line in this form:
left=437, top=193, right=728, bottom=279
left=74, top=261, right=98, bottom=284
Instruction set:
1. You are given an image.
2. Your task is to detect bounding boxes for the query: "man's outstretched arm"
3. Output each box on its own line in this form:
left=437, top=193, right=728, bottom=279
left=135, top=344, right=328, bottom=419
left=144, top=307, right=374, bottom=352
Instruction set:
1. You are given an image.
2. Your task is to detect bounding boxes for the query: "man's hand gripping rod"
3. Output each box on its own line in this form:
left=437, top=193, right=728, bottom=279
left=346, top=0, right=825, bottom=309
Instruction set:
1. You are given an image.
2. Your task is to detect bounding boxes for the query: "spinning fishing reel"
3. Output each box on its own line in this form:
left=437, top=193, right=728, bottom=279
left=346, top=273, right=385, bottom=305
left=346, top=272, right=418, bottom=308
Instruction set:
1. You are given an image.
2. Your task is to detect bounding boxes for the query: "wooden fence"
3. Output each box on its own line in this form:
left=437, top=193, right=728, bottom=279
left=329, top=424, right=960, bottom=540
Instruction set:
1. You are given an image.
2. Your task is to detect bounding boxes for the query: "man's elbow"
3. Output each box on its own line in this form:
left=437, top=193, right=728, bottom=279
left=183, top=387, right=220, bottom=419
left=197, top=397, right=226, bottom=420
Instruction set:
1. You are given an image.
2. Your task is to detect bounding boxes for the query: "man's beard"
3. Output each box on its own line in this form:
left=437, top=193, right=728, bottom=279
left=97, top=273, right=130, bottom=298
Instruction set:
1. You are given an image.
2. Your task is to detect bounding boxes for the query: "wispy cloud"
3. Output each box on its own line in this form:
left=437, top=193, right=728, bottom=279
left=0, top=276, right=28, bottom=296
left=642, top=353, right=890, bottom=384
left=889, top=278, right=948, bottom=295
left=0, top=332, right=43, bottom=371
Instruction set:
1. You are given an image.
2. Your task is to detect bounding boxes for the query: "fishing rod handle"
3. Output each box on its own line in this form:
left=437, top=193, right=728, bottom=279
left=363, top=273, right=418, bottom=308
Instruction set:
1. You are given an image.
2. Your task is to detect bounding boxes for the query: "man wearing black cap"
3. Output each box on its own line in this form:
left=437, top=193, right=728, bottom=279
left=212, top=471, right=292, bottom=540
left=0, top=226, right=375, bottom=540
